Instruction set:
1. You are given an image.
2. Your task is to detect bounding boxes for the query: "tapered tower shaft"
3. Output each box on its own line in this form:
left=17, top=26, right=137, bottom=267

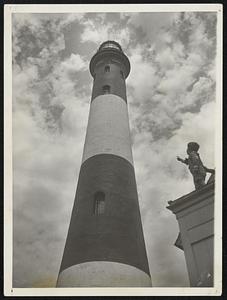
left=57, top=41, right=151, bottom=287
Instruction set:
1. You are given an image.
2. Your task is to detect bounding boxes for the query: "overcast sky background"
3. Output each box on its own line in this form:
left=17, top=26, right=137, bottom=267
left=12, top=11, right=217, bottom=288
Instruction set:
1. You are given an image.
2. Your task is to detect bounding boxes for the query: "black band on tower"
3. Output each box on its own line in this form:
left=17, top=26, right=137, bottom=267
left=59, top=154, right=150, bottom=276
left=90, top=41, right=130, bottom=102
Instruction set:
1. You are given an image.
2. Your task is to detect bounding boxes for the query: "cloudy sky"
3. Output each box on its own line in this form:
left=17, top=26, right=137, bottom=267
left=12, top=10, right=217, bottom=288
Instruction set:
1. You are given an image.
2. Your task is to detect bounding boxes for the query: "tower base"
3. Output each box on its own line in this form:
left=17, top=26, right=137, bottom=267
left=57, top=261, right=152, bottom=287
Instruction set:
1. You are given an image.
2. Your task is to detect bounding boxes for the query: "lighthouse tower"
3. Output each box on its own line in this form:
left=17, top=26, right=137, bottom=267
left=57, top=41, right=151, bottom=287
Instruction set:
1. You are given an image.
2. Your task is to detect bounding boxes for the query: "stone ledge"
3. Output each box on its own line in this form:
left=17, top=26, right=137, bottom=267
left=166, top=181, right=214, bottom=214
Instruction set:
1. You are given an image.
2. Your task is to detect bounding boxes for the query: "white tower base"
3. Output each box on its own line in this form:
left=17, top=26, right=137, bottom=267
left=57, top=261, right=152, bottom=287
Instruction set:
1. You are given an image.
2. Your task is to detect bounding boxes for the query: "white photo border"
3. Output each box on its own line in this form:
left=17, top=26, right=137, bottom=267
left=4, top=3, right=223, bottom=296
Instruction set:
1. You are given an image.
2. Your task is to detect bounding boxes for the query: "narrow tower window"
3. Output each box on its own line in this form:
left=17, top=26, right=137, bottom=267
left=102, top=85, right=110, bottom=94
left=94, top=191, right=105, bottom=215
left=104, top=65, right=110, bottom=72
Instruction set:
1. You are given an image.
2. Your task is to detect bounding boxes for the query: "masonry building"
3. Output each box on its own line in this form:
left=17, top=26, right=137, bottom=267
left=57, top=41, right=151, bottom=287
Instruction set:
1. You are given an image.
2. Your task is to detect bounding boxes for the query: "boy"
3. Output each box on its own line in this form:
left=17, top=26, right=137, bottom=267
left=177, top=142, right=214, bottom=190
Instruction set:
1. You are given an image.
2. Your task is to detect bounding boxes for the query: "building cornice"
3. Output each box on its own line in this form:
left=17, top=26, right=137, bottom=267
left=166, top=181, right=214, bottom=215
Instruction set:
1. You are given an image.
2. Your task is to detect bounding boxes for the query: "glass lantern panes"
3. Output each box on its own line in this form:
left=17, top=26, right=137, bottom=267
left=101, top=42, right=121, bottom=51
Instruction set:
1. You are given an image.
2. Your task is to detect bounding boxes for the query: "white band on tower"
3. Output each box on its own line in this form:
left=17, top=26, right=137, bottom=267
left=82, top=94, right=133, bottom=165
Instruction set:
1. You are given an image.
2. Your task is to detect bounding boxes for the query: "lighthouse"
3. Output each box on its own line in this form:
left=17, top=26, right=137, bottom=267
left=57, top=41, right=151, bottom=287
